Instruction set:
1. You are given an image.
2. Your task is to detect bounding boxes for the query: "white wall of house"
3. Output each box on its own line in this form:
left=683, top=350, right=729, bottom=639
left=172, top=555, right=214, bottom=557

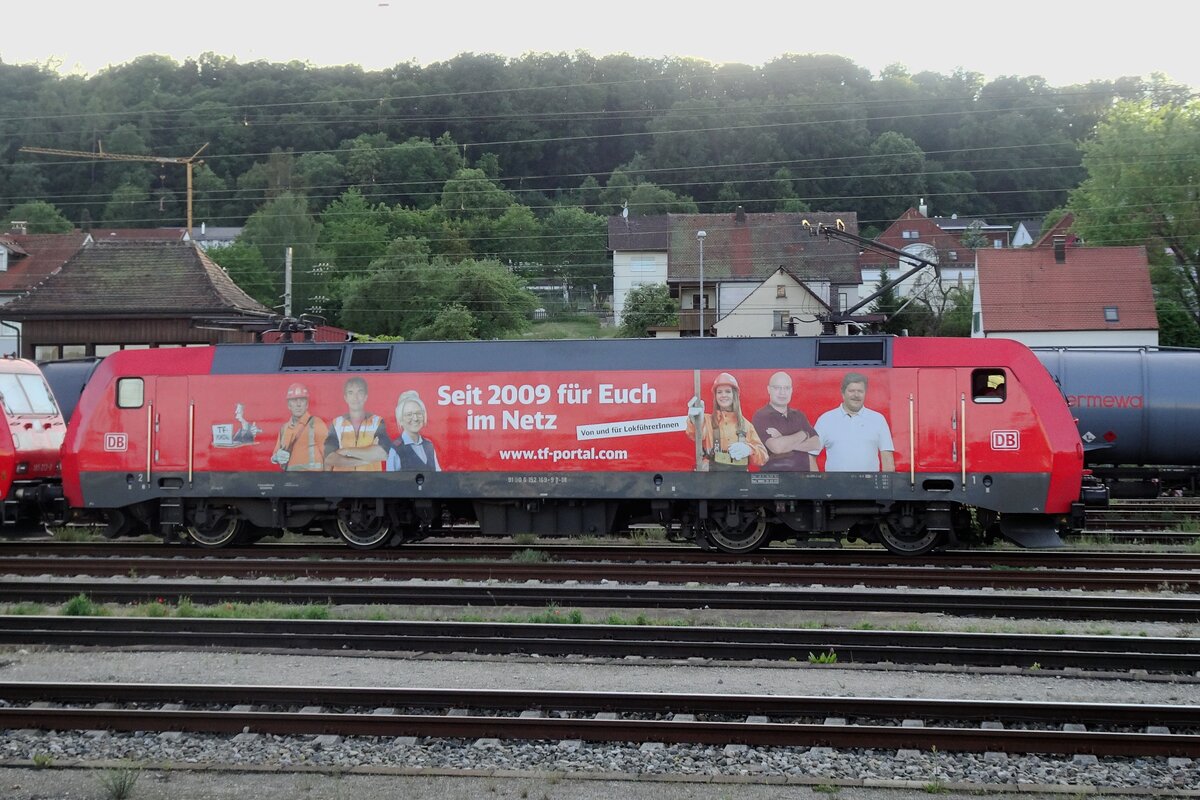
left=717, top=282, right=757, bottom=320
left=713, top=271, right=826, bottom=338
left=0, top=295, right=18, bottom=357
left=982, top=330, right=1160, bottom=347
left=612, top=251, right=668, bottom=324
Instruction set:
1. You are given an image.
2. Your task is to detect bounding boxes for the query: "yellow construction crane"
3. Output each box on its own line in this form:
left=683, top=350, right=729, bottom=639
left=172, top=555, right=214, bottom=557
left=18, top=143, right=210, bottom=236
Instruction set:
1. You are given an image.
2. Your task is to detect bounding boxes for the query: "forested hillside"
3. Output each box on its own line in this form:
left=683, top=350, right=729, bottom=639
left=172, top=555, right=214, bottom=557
left=0, top=52, right=1171, bottom=228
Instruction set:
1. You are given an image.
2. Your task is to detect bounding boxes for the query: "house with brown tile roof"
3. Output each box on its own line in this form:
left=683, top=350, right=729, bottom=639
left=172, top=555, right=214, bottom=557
left=609, top=208, right=861, bottom=335
left=0, top=231, right=90, bottom=355
left=971, top=241, right=1158, bottom=346
left=86, top=227, right=189, bottom=242
left=2, top=239, right=275, bottom=360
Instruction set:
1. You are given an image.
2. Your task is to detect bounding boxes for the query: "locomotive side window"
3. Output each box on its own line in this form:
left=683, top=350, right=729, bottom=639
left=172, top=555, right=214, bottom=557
left=116, top=378, right=144, bottom=409
left=972, top=369, right=1006, bottom=403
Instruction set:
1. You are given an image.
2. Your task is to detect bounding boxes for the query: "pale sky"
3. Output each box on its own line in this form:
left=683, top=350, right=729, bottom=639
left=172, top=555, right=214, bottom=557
left=3, top=1, right=1197, bottom=89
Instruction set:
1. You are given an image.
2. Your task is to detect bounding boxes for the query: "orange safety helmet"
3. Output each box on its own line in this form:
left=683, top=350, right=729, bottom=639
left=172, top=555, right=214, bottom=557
left=286, top=382, right=309, bottom=400
left=712, top=372, right=739, bottom=391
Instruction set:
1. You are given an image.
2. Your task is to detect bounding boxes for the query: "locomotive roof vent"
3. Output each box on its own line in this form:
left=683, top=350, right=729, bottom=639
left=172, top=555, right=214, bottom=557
left=280, top=346, right=344, bottom=371
left=815, top=338, right=888, bottom=365
left=348, top=346, right=392, bottom=370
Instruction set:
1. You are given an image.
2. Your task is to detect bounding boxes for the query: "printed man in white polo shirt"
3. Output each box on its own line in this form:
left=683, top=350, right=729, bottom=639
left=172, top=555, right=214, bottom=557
left=814, top=372, right=895, bottom=472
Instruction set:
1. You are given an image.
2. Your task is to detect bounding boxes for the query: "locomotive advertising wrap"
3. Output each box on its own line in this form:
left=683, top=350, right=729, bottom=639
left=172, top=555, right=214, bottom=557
left=79, top=363, right=1055, bottom=481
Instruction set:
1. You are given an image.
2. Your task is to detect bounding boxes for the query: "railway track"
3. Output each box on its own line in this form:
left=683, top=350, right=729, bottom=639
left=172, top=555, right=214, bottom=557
left=1084, top=498, right=1200, bottom=537
left=3, top=552, right=1200, bottom=591
left=2, top=615, right=1198, bottom=673
left=4, top=577, right=1200, bottom=621
left=6, top=540, right=1200, bottom=570
left=1, top=682, right=1195, bottom=758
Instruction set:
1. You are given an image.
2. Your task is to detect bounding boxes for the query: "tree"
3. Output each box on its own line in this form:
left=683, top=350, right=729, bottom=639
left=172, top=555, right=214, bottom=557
left=541, top=207, right=609, bottom=295
left=870, top=268, right=908, bottom=335
left=1069, top=98, right=1200, bottom=342
left=620, top=283, right=677, bottom=337
left=207, top=241, right=275, bottom=307
left=410, top=302, right=477, bottom=340
left=1, top=201, right=73, bottom=233
left=339, top=237, right=537, bottom=339
left=240, top=192, right=322, bottom=316
left=102, top=182, right=153, bottom=226
left=319, top=189, right=393, bottom=282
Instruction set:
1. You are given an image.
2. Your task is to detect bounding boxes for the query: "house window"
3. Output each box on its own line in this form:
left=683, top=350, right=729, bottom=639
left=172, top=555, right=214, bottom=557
left=973, top=312, right=982, bottom=333
left=1104, top=306, right=1119, bottom=322
left=773, top=310, right=790, bottom=331
left=901, top=230, right=919, bottom=239
left=776, top=285, right=787, bottom=298
left=0, top=249, right=7, bottom=272
left=948, top=250, right=958, bottom=261
left=95, top=345, right=122, bottom=357
left=691, top=294, right=708, bottom=310
left=629, top=257, right=656, bottom=273
left=993, top=239, right=1003, bottom=248
left=62, top=345, right=87, bottom=359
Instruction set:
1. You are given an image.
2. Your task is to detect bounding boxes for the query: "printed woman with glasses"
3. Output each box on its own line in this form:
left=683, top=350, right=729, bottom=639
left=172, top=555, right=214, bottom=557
left=386, top=389, right=441, bottom=471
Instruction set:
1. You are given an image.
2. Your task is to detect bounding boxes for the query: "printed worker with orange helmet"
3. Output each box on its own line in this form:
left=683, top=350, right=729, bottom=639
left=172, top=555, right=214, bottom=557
left=685, top=372, right=768, bottom=471
left=271, top=382, right=330, bottom=471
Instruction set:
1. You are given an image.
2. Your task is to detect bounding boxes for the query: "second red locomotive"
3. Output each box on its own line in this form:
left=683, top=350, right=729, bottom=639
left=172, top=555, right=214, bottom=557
left=59, top=335, right=1099, bottom=555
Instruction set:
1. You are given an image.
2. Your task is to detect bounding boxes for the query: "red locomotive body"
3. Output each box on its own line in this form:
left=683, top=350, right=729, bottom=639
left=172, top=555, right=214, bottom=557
left=61, top=336, right=1097, bottom=554
left=0, top=356, right=66, bottom=530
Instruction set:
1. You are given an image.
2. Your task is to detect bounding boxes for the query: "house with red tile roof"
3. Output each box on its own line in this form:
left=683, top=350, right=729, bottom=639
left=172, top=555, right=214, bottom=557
left=860, top=205, right=1011, bottom=301
left=1033, top=213, right=1081, bottom=248
left=971, top=240, right=1158, bottom=346
left=0, top=230, right=90, bottom=355
left=608, top=208, right=861, bottom=335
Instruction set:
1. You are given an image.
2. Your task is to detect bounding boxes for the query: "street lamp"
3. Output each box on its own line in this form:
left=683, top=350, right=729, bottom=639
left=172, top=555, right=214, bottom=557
left=696, top=230, right=706, bottom=337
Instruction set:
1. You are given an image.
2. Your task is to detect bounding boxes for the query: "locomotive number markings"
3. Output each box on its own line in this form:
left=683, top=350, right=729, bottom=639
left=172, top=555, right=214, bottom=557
left=104, top=433, right=128, bottom=452
left=991, top=430, right=1020, bottom=450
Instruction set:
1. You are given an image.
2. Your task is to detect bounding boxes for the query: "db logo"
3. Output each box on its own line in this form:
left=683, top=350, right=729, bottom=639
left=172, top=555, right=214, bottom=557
left=104, top=433, right=128, bottom=452
left=991, top=430, right=1020, bottom=450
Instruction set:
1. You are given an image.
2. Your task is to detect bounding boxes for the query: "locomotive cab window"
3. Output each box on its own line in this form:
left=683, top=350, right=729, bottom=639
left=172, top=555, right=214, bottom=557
left=116, top=378, right=144, bottom=409
left=972, top=369, right=1006, bottom=403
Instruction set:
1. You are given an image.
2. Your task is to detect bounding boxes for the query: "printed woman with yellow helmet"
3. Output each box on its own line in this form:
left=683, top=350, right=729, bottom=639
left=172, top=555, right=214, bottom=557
left=685, top=372, right=768, bottom=471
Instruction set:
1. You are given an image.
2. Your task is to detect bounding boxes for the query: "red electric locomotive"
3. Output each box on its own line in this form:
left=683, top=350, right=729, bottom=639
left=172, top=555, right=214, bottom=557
left=60, top=335, right=1101, bottom=555
left=0, top=356, right=67, bottom=531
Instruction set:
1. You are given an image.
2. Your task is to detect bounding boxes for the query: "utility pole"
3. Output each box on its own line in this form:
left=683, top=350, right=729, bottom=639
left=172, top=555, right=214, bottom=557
left=284, top=247, right=294, bottom=318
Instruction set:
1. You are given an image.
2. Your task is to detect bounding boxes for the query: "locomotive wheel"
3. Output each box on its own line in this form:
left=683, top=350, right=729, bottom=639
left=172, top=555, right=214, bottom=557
left=877, top=510, right=944, bottom=556
left=704, top=505, right=770, bottom=554
left=184, top=508, right=244, bottom=548
left=335, top=511, right=392, bottom=550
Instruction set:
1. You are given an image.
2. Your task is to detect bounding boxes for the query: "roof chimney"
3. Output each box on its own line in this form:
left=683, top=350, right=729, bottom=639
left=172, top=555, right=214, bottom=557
left=10, top=221, right=27, bottom=235
left=1053, top=235, right=1066, bottom=264
left=735, top=205, right=746, bottom=224
left=918, top=198, right=928, bottom=217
